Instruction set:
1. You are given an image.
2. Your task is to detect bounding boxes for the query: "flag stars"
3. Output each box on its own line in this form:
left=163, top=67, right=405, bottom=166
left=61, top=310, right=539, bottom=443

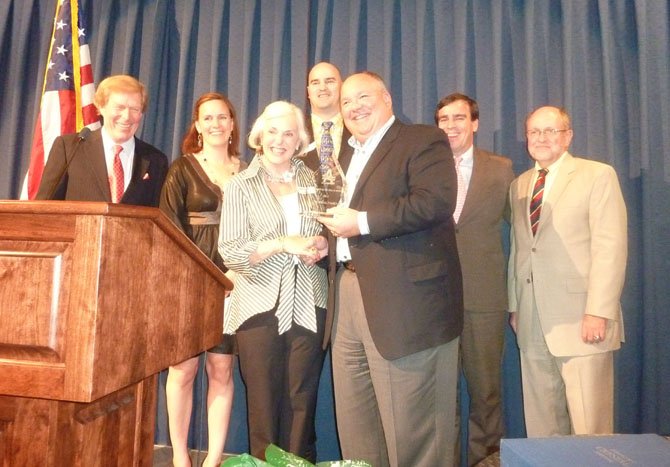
left=25, top=0, right=99, bottom=201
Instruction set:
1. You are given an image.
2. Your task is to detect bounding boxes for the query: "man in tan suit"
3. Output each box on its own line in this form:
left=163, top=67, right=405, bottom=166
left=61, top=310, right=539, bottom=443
left=435, top=93, right=513, bottom=466
left=508, top=106, right=627, bottom=436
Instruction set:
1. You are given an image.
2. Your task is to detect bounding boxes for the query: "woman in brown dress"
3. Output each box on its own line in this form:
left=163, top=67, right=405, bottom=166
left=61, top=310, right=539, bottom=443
left=160, top=92, right=246, bottom=467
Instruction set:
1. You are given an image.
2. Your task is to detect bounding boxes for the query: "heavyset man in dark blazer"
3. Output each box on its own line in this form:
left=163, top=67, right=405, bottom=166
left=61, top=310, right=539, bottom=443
left=319, top=72, right=463, bottom=467
left=36, top=75, right=168, bottom=206
left=435, top=93, right=514, bottom=466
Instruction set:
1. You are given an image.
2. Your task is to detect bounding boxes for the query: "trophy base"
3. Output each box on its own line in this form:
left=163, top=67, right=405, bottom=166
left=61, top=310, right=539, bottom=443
left=302, top=211, right=334, bottom=218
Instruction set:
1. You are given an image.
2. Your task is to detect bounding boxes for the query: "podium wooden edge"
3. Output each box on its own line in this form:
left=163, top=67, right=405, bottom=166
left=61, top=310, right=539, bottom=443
left=0, top=200, right=233, bottom=291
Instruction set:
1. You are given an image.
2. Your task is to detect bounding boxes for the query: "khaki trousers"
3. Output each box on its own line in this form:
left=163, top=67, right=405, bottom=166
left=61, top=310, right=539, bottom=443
left=332, top=268, right=459, bottom=467
left=520, top=298, right=614, bottom=436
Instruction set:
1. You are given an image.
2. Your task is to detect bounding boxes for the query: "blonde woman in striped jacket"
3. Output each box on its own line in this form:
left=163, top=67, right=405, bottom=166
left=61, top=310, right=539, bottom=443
left=218, top=101, right=328, bottom=462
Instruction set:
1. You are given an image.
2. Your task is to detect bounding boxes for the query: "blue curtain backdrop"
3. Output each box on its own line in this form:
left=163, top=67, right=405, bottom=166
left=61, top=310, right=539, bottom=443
left=1, top=0, right=669, bottom=462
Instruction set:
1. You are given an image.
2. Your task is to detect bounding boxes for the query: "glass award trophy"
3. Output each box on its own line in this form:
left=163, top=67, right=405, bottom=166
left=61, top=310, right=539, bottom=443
left=303, top=154, right=347, bottom=218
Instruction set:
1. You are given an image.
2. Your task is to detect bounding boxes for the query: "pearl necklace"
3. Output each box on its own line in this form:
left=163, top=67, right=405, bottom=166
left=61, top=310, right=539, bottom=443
left=263, top=167, right=295, bottom=184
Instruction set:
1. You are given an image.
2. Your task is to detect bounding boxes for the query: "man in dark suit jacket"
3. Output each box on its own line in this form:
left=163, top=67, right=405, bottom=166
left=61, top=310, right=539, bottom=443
left=319, top=72, right=463, bottom=467
left=301, top=62, right=350, bottom=180
left=435, top=93, right=514, bottom=466
left=36, top=75, right=167, bottom=206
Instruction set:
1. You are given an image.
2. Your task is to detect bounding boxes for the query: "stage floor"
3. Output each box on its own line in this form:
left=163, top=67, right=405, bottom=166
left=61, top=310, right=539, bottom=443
left=153, top=446, right=501, bottom=466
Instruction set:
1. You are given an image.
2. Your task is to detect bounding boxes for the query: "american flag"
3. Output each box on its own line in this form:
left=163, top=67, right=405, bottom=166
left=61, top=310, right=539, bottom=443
left=21, top=0, right=100, bottom=200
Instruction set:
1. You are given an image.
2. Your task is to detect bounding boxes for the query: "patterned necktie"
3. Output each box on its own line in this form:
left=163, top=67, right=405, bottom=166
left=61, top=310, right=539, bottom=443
left=319, top=121, right=334, bottom=173
left=110, top=145, right=125, bottom=203
left=529, top=168, right=548, bottom=236
left=453, top=154, right=466, bottom=223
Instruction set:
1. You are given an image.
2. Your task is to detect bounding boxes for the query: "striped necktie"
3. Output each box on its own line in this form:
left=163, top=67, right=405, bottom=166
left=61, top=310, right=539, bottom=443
left=529, top=169, right=548, bottom=235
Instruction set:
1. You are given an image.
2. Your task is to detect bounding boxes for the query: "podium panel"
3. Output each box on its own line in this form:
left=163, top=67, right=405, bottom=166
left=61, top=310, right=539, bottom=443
left=0, top=201, right=232, bottom=465
left=0, top=375, right=156, bottom=466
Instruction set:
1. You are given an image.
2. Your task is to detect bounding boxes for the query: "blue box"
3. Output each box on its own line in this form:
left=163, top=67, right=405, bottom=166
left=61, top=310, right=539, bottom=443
left=501, top=434, right=670, bottom=466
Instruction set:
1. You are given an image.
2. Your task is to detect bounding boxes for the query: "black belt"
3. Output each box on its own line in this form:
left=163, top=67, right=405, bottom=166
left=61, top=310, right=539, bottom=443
left=337, top=261, right=356, bottom=273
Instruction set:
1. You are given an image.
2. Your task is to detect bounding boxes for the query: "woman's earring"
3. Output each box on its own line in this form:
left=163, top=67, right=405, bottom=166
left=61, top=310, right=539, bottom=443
left=197, top=133, right=203, bottom=147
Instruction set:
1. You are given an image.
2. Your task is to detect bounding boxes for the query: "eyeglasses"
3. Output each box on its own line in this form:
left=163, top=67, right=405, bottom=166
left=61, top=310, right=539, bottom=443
left=526, top=128, right=570, bottom=139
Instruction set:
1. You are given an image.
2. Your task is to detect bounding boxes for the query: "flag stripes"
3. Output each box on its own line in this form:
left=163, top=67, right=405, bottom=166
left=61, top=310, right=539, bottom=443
left=21, top=0, right=100, bottom=200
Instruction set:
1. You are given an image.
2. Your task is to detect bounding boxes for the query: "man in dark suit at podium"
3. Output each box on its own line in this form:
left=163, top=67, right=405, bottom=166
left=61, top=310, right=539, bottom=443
left=36, top=74, right=168, bottom=206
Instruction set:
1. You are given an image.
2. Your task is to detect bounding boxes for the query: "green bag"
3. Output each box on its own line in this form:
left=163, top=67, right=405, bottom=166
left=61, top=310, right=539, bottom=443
left=263, top=444, right=373, bottom=467
left=315, top=462, right=373, bottom=467
left=264, top=444, right=314, bottom=466
left=221, top=453, right=272, bottom=467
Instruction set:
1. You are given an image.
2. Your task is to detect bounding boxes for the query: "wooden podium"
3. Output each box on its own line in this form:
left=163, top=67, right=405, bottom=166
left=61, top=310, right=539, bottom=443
left=0, top=201, right=233, bottom=466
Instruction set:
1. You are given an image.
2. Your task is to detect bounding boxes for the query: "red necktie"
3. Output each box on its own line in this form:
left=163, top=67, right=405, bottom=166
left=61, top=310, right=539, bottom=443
left=110, top=145, right=125, bottom=203
left=529, top=169, right=547, bottom=236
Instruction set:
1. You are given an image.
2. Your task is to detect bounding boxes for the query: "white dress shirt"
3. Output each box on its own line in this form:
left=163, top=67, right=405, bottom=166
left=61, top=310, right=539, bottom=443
left=337, top=115, right=396, bottom=262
